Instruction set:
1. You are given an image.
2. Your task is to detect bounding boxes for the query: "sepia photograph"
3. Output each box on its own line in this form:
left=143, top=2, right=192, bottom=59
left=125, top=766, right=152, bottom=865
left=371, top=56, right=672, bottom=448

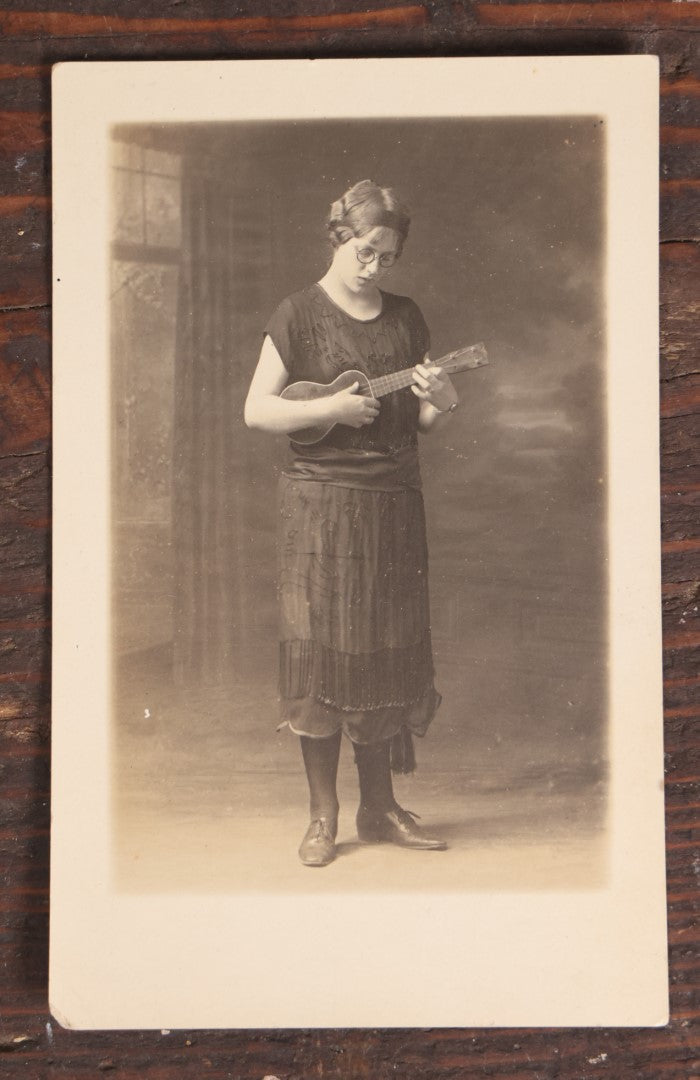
left=110, top=116, right=607, bottom=891
left=50, top=58, right=666, bottom=1029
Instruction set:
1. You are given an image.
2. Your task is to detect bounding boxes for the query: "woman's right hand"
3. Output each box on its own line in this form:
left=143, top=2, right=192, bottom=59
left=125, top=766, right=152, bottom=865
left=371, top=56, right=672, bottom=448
left=329, top=382, right=380, bottom=428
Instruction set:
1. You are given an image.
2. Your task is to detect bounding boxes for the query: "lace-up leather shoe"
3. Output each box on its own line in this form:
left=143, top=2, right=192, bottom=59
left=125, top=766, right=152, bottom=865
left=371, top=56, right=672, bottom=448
left=356, top=804, right=447, bottom=850
left=298, top=817, right=337, bottom=867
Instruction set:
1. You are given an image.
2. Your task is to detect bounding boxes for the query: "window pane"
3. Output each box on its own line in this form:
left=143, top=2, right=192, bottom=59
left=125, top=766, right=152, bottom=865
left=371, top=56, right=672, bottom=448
left=111, top=259, right=178, bottom=523
left=144, top=174, right=181, bottom=248
left=112, top=139, right=143, bottom=171
left=144, top=147, right=181, bottom=177
left=113, top=167, right=145, bottom=244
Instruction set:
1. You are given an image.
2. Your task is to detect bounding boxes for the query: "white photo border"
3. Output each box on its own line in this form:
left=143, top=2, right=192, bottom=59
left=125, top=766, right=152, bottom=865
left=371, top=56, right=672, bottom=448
left=50, top=57, right=666, bottom=1029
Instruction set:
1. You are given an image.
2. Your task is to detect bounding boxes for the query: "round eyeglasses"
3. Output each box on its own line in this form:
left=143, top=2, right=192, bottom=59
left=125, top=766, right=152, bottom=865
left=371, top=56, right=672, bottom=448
left=355, top=246, right=398, bottom=269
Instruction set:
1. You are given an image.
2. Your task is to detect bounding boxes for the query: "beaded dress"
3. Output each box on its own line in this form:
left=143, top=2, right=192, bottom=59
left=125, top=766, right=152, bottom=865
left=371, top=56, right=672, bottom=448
left=265, top=283, right=441, bottom=767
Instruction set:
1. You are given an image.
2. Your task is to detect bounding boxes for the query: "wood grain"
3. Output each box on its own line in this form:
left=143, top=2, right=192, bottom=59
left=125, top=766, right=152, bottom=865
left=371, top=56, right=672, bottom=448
left=0, top=3, right=698, bottom=1077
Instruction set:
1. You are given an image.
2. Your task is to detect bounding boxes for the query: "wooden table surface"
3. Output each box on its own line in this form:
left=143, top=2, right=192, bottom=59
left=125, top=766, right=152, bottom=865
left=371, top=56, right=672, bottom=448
left=1, top=3, right=698, bottom=1077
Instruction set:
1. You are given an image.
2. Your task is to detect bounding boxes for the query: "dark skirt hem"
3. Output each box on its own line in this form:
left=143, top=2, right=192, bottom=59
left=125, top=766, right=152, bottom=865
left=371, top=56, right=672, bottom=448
left=280, top=639, right=435, bottom=713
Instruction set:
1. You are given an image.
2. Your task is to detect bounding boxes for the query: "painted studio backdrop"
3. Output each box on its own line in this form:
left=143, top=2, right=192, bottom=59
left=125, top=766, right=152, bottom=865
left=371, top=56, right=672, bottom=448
left=110, top=118, right=607, bottom=892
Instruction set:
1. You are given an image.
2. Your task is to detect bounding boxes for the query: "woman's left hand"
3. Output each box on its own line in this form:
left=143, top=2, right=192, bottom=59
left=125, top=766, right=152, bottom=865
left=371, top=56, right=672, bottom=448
left=411, top=359, right=459, bottom=413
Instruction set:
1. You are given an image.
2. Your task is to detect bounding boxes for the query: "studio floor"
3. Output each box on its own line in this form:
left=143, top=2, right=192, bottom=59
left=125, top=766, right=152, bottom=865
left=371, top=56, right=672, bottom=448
left=112, top=632, right=608, bottom=895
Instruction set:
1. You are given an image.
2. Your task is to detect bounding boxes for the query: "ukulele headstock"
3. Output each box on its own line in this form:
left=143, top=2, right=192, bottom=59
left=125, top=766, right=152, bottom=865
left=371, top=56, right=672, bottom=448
left=440, top=342, right=489, bottom=374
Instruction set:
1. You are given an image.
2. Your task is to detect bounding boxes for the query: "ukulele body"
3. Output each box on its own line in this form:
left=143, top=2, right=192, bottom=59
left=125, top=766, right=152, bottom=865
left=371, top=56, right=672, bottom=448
left=278, top=343, right=488, bottom=446
left=280, top=369, right=374, bottom=446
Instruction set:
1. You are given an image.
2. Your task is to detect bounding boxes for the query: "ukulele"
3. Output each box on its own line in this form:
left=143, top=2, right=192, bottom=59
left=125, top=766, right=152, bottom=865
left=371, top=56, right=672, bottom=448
left=280, top=342, right=489, bottom=445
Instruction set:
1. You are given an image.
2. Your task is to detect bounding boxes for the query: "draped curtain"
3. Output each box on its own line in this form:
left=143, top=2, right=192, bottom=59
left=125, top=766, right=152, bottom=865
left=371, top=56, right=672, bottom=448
left=172, top=151, right=270, bottom=684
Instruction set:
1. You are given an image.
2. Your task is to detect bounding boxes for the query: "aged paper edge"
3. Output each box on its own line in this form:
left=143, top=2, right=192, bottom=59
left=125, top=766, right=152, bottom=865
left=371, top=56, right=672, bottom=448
left=49, top=56, right=667, bottom=1029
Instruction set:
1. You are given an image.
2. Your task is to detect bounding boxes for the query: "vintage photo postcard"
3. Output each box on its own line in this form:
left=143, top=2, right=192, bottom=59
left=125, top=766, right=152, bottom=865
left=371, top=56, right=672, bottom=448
left=50, top=57, right=667, bottom=1028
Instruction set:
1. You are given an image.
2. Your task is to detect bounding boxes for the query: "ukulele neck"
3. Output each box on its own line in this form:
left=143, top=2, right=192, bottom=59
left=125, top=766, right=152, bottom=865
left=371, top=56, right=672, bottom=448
left=366, top=343, right=488, bottom=399
left=367, top=369, right=417, bottom=398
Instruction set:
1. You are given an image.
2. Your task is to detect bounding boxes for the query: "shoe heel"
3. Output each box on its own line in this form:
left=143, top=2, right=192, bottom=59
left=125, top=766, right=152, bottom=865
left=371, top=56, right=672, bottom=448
left=356, top=809, right=382, bottom=844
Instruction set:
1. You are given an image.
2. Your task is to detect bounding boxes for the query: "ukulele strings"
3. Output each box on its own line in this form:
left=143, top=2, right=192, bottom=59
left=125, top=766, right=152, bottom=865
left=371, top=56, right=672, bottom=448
left=368, top=349, right=475, bottom=399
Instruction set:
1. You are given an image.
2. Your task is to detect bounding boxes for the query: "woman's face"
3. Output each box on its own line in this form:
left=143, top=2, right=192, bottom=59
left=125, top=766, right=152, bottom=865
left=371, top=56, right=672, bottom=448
left=331, top=226, right=401, bottom=294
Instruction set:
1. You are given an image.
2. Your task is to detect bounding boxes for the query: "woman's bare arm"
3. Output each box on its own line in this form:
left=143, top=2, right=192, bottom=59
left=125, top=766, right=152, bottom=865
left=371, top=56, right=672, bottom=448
left=244, top=335, right=379, bottom=434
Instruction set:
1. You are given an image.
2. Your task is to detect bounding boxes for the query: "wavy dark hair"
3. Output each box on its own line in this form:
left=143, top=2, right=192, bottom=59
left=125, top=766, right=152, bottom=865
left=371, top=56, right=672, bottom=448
left=326, top=179, right=410, bottom=255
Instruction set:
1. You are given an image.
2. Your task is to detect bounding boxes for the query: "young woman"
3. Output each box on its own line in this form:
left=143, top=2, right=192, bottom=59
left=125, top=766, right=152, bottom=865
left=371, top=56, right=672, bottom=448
left=245, top=180, right=459, bottom=867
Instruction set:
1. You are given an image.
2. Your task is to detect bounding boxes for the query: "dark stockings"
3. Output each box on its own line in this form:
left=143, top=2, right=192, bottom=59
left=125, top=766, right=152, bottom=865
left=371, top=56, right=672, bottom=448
left=354, top=738, right=396, bottom=813
left=300, top=731, right=341, bottom=822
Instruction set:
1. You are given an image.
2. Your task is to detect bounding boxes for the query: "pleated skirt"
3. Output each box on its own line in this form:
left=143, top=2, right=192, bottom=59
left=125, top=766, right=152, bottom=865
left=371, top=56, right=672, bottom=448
left=278, top=475, right=440, bottom=748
